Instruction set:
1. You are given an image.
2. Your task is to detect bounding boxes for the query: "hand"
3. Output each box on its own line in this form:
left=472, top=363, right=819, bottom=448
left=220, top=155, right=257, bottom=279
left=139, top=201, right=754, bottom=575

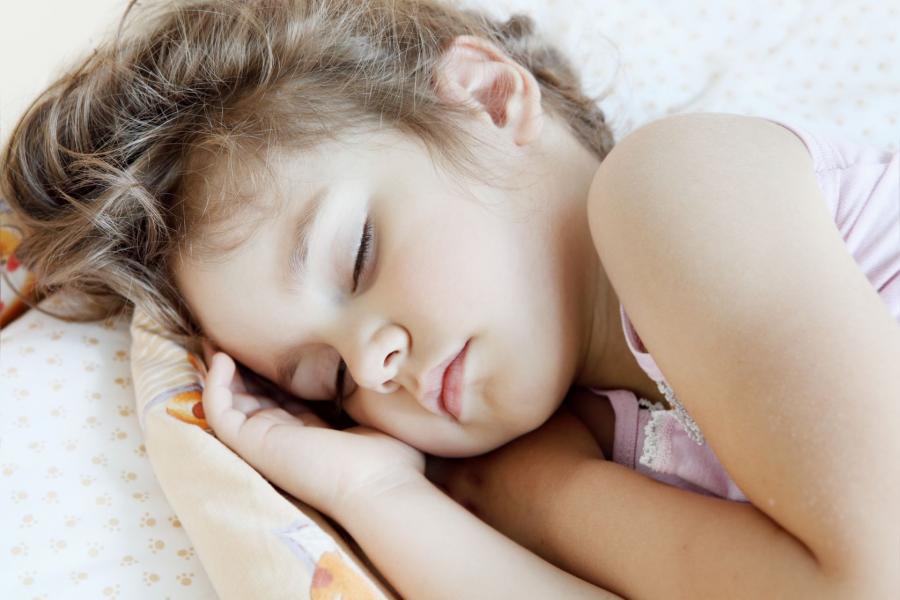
left=200, top=346, right=426, bottom=520
left=424, top=400, right=604, bottom=559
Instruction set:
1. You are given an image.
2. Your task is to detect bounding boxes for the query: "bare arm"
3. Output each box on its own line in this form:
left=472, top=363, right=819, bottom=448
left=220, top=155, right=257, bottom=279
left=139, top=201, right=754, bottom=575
left=545, top=458, right=867, bottom=599
left=584, top=112, right=900, bottom=595
left=335, top=474, right=621, bottom=600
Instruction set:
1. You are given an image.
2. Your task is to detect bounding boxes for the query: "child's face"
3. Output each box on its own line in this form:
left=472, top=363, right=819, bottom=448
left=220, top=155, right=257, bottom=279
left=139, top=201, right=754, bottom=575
left=175, top=125, right=600, bottom=457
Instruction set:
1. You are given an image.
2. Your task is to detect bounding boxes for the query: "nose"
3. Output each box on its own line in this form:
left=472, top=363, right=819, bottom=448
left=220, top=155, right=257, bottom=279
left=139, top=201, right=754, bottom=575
left=341, top=322, right=408, bottom=394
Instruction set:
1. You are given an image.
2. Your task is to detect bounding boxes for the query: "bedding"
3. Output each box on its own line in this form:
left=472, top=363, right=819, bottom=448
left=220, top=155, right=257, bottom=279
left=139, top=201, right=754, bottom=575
left=2, top=0, right=897, bottom=598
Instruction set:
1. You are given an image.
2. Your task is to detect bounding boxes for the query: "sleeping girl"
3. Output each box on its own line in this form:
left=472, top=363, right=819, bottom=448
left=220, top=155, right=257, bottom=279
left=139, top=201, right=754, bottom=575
left=2, top=0, right=898, bottom=597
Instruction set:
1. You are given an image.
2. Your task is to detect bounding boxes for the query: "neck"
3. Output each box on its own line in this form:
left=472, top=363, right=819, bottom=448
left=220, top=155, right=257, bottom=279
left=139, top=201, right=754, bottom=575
left=574, top=263, right=650, bottom=394
left=526, top=117, right=661, bottom=403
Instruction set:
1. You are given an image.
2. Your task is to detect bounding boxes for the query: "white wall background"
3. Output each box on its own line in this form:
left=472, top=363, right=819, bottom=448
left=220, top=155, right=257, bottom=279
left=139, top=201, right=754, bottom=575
left=0, top=0, right=131, bottom=150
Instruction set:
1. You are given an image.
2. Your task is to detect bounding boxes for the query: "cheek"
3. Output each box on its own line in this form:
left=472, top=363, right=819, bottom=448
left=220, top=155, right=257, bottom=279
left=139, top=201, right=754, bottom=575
left=344, top=389, right=528, bottom=458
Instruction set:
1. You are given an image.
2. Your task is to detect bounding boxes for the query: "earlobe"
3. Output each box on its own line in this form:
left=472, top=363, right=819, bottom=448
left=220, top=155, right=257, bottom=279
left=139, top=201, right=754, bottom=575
left=433, top=35, right=543, bottom=146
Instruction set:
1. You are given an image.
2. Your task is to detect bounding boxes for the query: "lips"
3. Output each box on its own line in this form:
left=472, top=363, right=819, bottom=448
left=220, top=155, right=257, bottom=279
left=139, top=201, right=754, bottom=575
left=424, top=340, right=469, bottom=418
left=438, top=340, right=469, bottom=420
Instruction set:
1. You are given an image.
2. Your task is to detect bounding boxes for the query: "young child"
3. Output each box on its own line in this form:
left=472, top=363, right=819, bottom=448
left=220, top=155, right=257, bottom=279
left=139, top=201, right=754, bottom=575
left=3, top=0, right=898, bottom=597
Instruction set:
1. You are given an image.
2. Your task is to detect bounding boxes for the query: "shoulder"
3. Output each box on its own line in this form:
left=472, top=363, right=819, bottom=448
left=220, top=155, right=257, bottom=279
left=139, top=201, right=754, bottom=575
left=586, top=112, right=824, bottom=320
left=587, top=112, right=812, bottom=224
left=583, top=114, right=900, bottom=576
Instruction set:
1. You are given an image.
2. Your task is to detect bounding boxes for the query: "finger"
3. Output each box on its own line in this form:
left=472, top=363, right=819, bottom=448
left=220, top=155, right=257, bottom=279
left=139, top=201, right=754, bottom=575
left=202, top=353, right=249, bottom=445
left=201, top=340, right=249, bottom=395
left=232, top=393, right=279, bottom=415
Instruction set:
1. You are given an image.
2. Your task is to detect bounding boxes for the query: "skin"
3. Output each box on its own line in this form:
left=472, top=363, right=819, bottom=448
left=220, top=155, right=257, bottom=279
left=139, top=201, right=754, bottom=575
left=174, top=35, right=666, bottom=460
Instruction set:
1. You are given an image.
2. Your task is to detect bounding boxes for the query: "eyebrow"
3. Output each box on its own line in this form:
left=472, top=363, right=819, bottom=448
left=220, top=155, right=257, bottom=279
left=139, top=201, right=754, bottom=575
left=275, top=184, right=330, bottom=390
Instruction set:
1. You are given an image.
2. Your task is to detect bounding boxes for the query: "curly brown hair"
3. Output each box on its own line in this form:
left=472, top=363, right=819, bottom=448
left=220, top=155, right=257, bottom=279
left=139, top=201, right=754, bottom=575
left=0, top=0, right=615, bottom=360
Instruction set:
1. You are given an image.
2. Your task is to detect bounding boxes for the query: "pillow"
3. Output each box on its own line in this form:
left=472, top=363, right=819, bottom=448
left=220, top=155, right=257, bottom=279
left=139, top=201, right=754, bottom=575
left=129, top=306, right=398, bottom=600
left=0, top=198, right=39, bottom=329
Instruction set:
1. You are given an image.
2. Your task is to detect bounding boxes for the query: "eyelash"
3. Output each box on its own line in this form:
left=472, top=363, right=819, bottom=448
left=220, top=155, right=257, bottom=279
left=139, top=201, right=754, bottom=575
left=334, top=216, right=374, bottom=412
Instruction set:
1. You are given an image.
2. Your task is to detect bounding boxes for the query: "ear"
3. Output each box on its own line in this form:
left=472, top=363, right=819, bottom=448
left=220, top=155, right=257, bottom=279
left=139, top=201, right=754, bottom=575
left=433, top=35, right=543, bottom=146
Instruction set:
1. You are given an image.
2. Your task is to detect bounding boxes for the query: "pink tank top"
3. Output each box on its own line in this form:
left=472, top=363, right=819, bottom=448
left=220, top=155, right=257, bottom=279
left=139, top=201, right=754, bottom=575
left=592, top=116, right=900, bottom=503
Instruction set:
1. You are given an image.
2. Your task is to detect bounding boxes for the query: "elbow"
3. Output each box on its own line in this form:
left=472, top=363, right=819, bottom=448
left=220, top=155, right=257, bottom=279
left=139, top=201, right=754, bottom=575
left=815, top=546, right=900, bottom=599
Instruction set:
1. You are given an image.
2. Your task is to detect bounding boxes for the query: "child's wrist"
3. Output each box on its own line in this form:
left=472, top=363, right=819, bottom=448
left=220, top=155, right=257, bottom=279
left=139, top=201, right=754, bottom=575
left=333, top=469, right=430, bottom=522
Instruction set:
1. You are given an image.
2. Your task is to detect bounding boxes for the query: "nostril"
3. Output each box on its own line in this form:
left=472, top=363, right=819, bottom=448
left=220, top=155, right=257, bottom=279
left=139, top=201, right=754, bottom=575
left=384, top=350, right=399, bottom=368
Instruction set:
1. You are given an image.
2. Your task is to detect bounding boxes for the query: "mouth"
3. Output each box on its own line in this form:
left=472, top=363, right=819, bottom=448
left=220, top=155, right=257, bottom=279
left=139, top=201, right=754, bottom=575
left=438, top=339, right=470, bottom=420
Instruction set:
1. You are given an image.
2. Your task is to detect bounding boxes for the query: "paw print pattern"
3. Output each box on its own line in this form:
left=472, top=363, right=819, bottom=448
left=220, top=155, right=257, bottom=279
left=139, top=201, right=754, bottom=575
left=120, top=555, right=138, bottom=567
left=147, top=538, right=165, bottom=554
left=12, top=387, right=29, bottom=401
left=43, top=490, right=59, bottom=504
left=10, top=490, right=27, bottom=504
left=175, top=572, right=195, bottom=586
left=17, top=570, right=36, bottom=586
left=139, top=513, right=156, bottom=528
left=45, top=353, right=63, bottom=367
left=82, top=416, right=101, bottom=430
left=121, top=470, right=138, bottom=483
left=142, top=571, right=161, bottom=586
left=86, top=541, right=104, bottom=558
left=28, top=440, right=45, bottom=453
left=64, top=515, right=80, bottom=528
left=83, top=360, right=101, bottom=373
left=92, top=453, right=108, bottom=467
left=133, top=444, right=147, bottom=458
left=104, top=517, right=121, bottom=532
left=20, top=514, right=36, bottom=528
left=168, top=515, right=182, bottom=528
left=117, top=404, right=134, bottom=417
left=10, top=542, right=29, bottom=557
left=13, top=415, right=30, bottom=429
left=2, top=463, right=18, bottom=476
left=61, top=439, right=77, bottom=452
left=95, top=492, right=113, bottom=507
left=102, top=584, right=121, bottom=598
left=50, top=379, right=63, bottom=391
left=70, top=571, right=89, bottom=585
left=113, top=376, right=132, bottom=389
left=114, top=349, right=129, bottom=362
left=50, top=538, right=67, bottom=553
left=110, top=428, right=128, bottom=441
left=80, top=474, right=96, bottom=487
left=131, top=491, right=149, bottom=503
left=176, top=547, right=195, bottom=560
left=49, top=405, right=67, bottom=417
left=46, top=465, right=63, bottom=479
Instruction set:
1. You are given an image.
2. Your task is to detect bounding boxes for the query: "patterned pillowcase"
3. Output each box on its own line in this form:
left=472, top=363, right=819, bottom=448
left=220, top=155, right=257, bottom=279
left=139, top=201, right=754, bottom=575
left=129, top=306, right=399, bottom=599
left=0, top=197, right=39, bottom=329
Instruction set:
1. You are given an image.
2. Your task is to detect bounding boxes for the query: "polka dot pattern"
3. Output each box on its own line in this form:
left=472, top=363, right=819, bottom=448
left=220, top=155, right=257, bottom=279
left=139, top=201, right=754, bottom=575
left=463, top=0, right=899, bottom=153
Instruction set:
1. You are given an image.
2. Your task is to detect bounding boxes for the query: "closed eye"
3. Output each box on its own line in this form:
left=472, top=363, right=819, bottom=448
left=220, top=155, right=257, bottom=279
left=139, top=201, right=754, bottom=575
left=334, top=215, right=374, bottom=408
left=352, top=216, right=373, bottom=292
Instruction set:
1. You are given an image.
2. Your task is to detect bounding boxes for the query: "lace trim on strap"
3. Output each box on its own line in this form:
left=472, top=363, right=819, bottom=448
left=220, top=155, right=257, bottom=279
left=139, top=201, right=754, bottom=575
left=656, top=379, right=705, bottom=445
left=638, top=408, right=671, bottom=469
